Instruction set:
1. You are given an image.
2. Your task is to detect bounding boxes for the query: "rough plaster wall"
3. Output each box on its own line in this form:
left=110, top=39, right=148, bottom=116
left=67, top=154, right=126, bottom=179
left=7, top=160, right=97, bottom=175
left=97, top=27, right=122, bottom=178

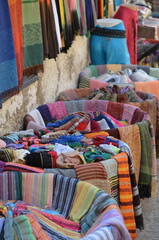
left=0, top=36, right=90, bottom=135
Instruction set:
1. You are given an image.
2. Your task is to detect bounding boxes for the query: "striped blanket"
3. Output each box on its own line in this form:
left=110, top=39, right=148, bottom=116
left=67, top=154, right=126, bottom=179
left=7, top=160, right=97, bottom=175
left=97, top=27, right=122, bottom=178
left=0, top=173, right=131, bottom=239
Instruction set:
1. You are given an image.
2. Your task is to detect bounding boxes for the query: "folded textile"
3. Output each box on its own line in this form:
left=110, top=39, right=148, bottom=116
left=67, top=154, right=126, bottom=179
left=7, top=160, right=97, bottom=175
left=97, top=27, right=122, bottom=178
left=75, top=163, right=111, bottom=194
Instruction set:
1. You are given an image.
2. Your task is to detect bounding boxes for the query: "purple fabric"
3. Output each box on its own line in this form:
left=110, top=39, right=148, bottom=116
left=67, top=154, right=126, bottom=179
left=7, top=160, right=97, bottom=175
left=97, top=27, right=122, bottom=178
left=6, top=143, right=24, bottom=149
left=90, top=209, right=131, bottom=240
left=0, top=161, right=6, bottom=172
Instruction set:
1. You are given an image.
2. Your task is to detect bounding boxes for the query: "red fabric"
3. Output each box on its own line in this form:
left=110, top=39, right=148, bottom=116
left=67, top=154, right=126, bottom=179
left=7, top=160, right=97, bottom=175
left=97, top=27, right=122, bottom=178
left=114, top=6, right=138, bottom=65
left=75, top=120, right=89, bottom=131
left=49, top=151, right=58, bottom=168
left=8, top=0, right=24, bottom=88
left=91, top=120, right=101, bottom=132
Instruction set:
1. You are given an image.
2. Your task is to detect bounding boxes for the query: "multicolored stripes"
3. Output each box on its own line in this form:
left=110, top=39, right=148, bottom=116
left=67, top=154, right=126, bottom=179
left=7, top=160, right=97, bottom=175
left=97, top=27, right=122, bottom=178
left=113, top=152, right=136, bottom=240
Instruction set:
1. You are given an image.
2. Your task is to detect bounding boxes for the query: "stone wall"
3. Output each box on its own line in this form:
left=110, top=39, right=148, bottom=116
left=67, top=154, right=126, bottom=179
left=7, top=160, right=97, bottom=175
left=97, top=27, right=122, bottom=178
left=0, top=36, right=90, bottom=135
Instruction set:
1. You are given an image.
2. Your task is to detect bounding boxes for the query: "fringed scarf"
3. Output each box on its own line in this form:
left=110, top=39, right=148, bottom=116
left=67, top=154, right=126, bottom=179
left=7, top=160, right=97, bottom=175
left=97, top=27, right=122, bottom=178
left=8, top=0, right=24, bottom=88
left=39, top=0, right=59, bottom=59
left=137, top=120, right=153, bottom=198
left=0, top=0, right=18, bottom=101
left=22, top=0, right=44, bottom=76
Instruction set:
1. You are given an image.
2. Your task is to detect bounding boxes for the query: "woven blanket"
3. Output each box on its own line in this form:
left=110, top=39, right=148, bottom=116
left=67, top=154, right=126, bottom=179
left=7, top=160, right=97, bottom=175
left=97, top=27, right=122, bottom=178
left=80, top=190, right=118, bottom=234
left=22, top=0, right=44, bottom=76
left=52, top=174, right=78, bottom=218
left=8, top=0, right=23, bottom=88
left=0, top=0, right=18, bottom=100
left=75, top=162, right=111, bottom=195
left=119, top=124, right=141, bottom=183
left=0, top=172, right=22, bottom=201
left=113, top=152, right=136, bottom=240
left=22, top=173, right=54, bottom=207
left=69, top=181, right=99, bottom=223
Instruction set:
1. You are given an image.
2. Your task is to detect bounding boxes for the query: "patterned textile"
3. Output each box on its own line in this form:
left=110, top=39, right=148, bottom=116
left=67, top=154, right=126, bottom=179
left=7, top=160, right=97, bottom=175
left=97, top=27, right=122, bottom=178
left=0, top=0, right=18, bottom=101
left=69, top=181, right=99, bottom=223
left=3, top=162, right=44, bottom=173
left=52, top=174, right=78, bottom=218
left=75, top=163, right=111, bottom=194
left=137, top=121, right=153, bottom=198
left=119, top=124, right=141, bottom=183
left=118, top=140, right=144, bottom=230
left=22, top=173, right=54, bottom=207
left=22, top=0, right=44, bottom=76
left=8, top=0, right=23, bottom=88
left=113, top=152, right=136, bottom=240
left=80, top=190, right=118, bottom=234
left=101, top=159, right=119, bottom=203
left=0, top=172, right=22, bottom=201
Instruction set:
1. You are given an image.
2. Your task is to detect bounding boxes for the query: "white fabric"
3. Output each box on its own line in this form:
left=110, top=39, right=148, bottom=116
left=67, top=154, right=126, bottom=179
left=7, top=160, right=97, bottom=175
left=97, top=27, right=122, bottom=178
left=51, top=0, right=62, bottom=51
left=27, top=121, right=46, bottom=131
left=28, top=109, right=45, bottom=127
left=54, top=143, right=75, bottom=156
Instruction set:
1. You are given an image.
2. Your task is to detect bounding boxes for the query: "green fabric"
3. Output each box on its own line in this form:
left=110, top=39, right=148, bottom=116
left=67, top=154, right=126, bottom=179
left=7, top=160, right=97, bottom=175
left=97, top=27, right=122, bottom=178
left=88, top=65, right=99, bottom=77
left=22, top=0, right=44, bottom=69
left=13, top=215, right=36, bottom=240
left=137, top=121, right=152, bottom=194
left=150, top=67, right=159, bottom=79
left=84, top=150, right=111, bottom=163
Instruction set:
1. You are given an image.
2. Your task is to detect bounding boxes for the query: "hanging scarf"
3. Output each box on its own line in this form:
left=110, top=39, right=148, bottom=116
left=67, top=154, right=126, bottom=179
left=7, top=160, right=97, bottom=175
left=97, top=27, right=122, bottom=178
left=8, top=0, right=24, bottom=88
left=22, top=0, right=44, bottom=76
left=39, top=0, right=59, bottom=59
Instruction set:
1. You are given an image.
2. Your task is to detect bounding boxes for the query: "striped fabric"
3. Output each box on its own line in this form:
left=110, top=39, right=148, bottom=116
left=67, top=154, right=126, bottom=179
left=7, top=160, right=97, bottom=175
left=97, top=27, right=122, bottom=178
left=3, top=162, right=44, bottom=173
left=75, top=162, right=111, bottom=194
left=27, top=213, right=52, bottom=240
left=80, top=190, right=118, bottom=235
left=22, top=173, right=54, bottom=207
left=13, top=215, right=36, bottom=240
left=52, top=174, right=79, bottom=218
left=113, top=152, right=136, bottom=240
left=69, top=181, right=99, bottom=223
left=0, top=172, right=22, bottom=201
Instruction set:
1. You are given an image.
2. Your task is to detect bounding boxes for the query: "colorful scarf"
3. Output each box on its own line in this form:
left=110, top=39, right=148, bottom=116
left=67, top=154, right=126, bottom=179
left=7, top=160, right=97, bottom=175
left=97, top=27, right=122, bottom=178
left=22, top=0, right=44, bottom=76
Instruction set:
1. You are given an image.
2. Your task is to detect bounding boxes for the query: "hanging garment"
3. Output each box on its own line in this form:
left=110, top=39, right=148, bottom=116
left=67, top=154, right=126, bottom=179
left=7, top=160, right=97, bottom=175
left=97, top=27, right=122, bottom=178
left=90, top=21, right=130, bottom=65
left=8, top=0, right=24, bottom=88
left=114, top=5, right=138, bottom=64
left=22, top=0, right=44, bottom=75
left=0, top=0, right=18, bottom=102
left=39, top=0, right=59, bottom=59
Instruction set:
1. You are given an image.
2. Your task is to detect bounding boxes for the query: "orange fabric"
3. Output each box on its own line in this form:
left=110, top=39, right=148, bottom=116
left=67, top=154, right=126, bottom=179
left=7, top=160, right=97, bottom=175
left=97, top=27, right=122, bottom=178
left=113, top=152, right=136, bottom=240
left=85, top=131, right=109, bottom=138
left=134, top=81, right=159, bottom=100
left=8, top=0, right=24, bottom=88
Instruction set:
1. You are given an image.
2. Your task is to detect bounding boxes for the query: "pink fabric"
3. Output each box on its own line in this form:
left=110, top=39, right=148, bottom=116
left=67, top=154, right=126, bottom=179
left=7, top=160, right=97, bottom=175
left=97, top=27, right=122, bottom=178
left=85, top=100, right=108, bottom=113
left=47, top=102, right=67, bottom=120
left=114, top=6, right=138, bottom=65
left=122, top=104, right=139, bottom=124
left=90, top=78, right=108, bottom=89
left=102, top=112, right=125, bottom=127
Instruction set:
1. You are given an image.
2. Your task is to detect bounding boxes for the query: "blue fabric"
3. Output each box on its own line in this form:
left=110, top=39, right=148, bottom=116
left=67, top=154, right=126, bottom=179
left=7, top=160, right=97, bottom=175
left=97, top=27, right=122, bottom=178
left=46, top=115, right=76, bottom=128
left=0, top=0, right=18, bottom=99
left=93, top=114, right=115, bottom=129
left=37, top=104, right=53, bottom=123
left=90, top=23, right=130, bottom=65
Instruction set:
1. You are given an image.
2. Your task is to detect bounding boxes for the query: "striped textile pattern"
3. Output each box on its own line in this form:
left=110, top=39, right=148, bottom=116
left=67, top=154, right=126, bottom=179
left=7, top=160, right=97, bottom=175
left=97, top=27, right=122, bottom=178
left=69, top=181, right=99, bottom=223
left=52, top=174, right=79, bottom=218
left=113, top=152, right=136, bottom=240
left=22, top=173, right=54, bottom=207
left=75, top=162, right=111, bottom=194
